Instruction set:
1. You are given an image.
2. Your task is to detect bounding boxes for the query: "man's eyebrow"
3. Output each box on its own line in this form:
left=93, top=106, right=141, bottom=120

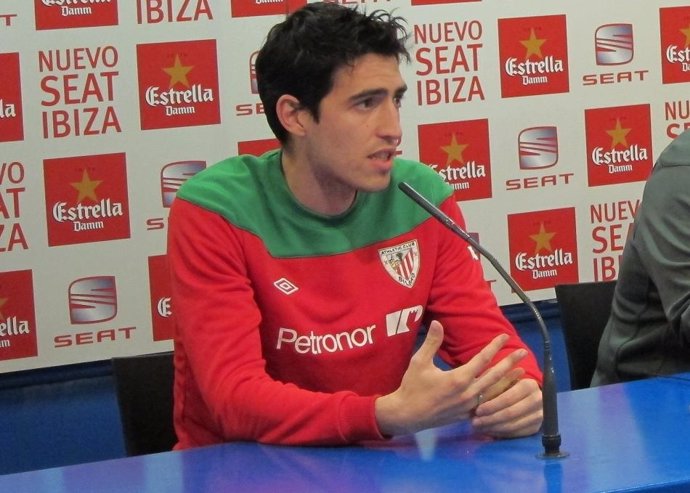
left=349, top=85, right=408, bottom=102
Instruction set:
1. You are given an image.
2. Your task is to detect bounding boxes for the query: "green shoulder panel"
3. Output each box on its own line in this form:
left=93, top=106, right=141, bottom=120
left=176, top=150, right=453, bottom=258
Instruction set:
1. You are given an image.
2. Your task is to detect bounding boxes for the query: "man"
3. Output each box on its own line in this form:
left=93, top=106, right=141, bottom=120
left=593, top=129, right=690, bottom=386
left=168, top=2, right=543, bottom=449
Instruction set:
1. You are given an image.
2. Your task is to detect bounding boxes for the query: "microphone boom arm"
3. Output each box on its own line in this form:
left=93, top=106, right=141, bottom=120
left=398, top=181, right=567, bottom=459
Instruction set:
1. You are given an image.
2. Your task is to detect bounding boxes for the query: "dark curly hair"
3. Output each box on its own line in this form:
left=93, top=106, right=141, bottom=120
left=255, top=2, right=409, bottom=144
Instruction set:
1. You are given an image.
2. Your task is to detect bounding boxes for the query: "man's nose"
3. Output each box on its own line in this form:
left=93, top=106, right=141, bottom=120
left=378, top=102, right=403, bottom=144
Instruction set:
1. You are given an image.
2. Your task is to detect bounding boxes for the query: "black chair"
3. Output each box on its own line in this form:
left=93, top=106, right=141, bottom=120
left=554, top=280, right=617, bottom=390
left=111, top=351, right=177, bottom=456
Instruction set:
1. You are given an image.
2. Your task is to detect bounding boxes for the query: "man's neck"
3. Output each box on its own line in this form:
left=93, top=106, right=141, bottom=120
left=281, top=151, right=357, bottom=216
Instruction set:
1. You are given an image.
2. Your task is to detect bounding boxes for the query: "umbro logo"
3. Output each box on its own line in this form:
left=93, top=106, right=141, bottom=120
left=274, top=278, right=298, bottom=295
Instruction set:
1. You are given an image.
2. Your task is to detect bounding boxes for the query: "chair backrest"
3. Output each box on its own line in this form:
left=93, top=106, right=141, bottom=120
left=554, top=280, right=617, bottom=390
left=111, top=351, right=176, bottom=456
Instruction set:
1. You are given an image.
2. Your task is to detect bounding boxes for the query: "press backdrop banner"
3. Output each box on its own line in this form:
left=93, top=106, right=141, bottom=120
left=2, top=0, right=689, bottom=371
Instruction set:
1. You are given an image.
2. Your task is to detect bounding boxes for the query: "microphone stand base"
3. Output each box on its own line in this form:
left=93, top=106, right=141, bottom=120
left=536, top=450, right=569, bottom=460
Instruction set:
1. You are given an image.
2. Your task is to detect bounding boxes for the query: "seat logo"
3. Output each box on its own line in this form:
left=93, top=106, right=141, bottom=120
left=68, top=276, right=117, bottom=324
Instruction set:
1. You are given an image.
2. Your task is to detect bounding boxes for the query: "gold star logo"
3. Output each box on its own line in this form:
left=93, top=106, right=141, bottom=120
left=163, top=54, right=193, bottom=88
left=0, top=297, right=7, bottom=321
left=529, top=223, right=556, bottom=254
left=606, top=119, right=631, bottom=149
left=681, top=24, right=690, bottom=47
left=441, top=134, right=469, bottom=165
left=70, top=169, right=103, bottom=203
left=520, top=28, right=547, bottom=59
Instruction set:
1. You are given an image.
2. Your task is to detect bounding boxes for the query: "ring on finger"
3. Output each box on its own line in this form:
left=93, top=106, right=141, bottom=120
left=476, top=392, right=484, bottom=407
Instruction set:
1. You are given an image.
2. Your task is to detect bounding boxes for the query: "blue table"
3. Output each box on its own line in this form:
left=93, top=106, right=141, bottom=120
left=2, top=375, right=690, bottom=492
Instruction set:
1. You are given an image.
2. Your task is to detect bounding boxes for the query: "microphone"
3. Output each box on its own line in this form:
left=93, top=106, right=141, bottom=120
left=398, top=181, right=567, bottom=459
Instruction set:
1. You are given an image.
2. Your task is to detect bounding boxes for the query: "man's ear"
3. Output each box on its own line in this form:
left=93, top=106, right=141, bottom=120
left=276, top=95, right=309, bottom=138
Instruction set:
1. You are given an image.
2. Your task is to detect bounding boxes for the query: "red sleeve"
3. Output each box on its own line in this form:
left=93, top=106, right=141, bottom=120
left=168, top=198, right=383, bottom=446
left=426, top=198, right=543, bottom=384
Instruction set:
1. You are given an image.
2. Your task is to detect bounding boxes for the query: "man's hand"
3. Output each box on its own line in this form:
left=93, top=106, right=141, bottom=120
left=375, top=320, right=541, bottom=437
left=471, top=376, right=542, bottom=438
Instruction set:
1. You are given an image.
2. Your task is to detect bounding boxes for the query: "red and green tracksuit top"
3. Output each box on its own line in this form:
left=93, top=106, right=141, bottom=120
left=168, top=149, right=542, bottom=448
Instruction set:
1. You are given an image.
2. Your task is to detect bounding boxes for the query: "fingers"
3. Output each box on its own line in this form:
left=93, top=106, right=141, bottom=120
left=472, top=379, right=543, bottom=438
left=410, top=320, right=444, bottom=366
left=462, top=337, right=527, bottom=398
left=461, top=333, right=518, bottom=378
left=481, top=367, right=525, bottom=402
left=477, top=404, right=543, bottom=438
left=382, top=319, right=539, bottom=437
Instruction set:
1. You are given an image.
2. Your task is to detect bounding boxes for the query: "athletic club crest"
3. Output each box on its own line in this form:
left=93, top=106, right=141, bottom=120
left=379, top=240, right=420, bottom=288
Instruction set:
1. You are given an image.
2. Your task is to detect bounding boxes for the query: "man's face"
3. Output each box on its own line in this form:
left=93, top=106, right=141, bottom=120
left=299, top=54, right=407, bottom=203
